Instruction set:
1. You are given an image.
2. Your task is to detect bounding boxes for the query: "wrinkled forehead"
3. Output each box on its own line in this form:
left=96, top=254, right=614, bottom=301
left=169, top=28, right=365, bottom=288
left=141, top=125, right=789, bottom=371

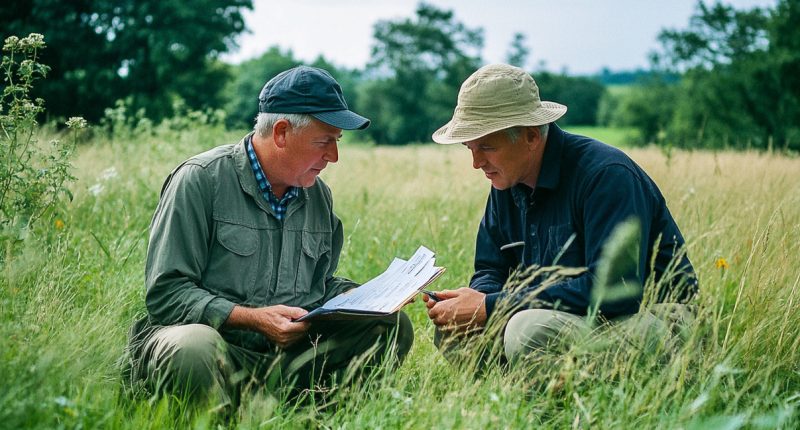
left=463, top=129, right=513, bottom=148
left=297, top=117, right=343, bottom=138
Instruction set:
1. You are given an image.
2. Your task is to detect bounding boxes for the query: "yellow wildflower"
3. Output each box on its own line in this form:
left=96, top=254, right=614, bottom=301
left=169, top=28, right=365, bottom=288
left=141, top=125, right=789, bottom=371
left=54, top=219, right=65, bottom=230
left=715, top=257, right=729, bottom=270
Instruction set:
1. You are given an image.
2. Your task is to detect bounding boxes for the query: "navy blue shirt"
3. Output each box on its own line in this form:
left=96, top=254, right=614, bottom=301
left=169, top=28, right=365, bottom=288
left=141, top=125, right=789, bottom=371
left=472, top=124, right=697, bottom=319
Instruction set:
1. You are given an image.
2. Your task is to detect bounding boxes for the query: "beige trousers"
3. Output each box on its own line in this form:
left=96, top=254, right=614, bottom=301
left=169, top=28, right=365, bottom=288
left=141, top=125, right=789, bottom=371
left=436, top=304, right=695, bottom=366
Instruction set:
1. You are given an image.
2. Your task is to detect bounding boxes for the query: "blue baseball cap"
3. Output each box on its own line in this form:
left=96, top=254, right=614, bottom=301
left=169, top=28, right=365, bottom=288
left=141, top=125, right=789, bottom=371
left=258, top=66, right=370, bottom=130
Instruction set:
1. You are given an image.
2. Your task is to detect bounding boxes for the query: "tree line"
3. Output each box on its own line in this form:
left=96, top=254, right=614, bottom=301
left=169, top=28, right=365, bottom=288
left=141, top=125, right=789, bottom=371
left=609, top=0, right=800, bottom=151
left=2, top=1, right=797, bottom=150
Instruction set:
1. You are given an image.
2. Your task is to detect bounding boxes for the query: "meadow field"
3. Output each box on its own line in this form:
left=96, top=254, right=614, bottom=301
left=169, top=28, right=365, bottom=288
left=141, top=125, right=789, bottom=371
left=1, top=125, right=799, bottom=429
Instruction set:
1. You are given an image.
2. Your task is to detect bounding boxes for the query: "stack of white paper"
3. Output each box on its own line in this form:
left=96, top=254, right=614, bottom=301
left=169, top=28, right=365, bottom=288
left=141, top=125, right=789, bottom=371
left=296, top=246, right=444, bottom=321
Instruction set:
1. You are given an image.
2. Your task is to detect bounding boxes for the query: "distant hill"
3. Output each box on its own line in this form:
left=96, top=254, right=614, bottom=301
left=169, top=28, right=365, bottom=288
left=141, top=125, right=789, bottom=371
left=591, top=68, right=679, bottom=85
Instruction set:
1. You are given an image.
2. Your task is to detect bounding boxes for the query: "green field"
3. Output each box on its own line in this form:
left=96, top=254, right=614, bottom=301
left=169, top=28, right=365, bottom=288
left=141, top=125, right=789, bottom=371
left=2, top=125, right=799, bottom=428
left=563, top=125, right=641, bottom=147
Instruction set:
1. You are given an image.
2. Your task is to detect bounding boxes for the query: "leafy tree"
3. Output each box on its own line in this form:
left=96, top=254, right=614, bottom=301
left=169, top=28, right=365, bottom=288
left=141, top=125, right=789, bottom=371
left=361, top=3, right=483, bottom=145
left=768, top=0, right=800, bottom=147
left=642, top=0, right=799, bottom=150
left=505, top=32, right=530, bottom=68
left=610, top=77, right=677, bottom=144
left=0, top=0, right=251, bottom=123
left=535, top=72, right=606, bottom=126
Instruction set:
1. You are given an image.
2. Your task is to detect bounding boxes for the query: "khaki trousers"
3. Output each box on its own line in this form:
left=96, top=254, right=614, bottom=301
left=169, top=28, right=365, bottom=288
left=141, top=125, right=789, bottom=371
left=435, top=304, right=695, bottom=366
left=129, top=312, right=413, bottom=406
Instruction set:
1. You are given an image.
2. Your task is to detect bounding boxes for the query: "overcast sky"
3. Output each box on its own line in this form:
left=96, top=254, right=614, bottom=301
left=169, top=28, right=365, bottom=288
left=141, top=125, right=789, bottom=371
left=222, top=0, right=777, bottom=75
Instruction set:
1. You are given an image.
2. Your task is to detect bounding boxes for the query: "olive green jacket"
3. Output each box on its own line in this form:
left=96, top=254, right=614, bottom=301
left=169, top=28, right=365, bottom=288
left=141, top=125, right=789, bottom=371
left=139, top=135, right=357, bottom=351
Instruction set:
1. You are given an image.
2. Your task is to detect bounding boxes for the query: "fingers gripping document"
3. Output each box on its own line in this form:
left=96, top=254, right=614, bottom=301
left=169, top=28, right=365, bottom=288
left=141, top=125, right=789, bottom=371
left=295, top=246, right=445, bottom=321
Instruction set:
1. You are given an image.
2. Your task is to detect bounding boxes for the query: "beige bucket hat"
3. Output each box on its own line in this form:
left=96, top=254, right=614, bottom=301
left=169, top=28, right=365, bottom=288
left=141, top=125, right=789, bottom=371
left=432, top=64, right=567, bottom=144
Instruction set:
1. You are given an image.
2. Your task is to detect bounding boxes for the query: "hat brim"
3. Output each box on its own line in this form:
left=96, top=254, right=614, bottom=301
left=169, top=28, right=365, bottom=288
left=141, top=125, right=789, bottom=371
left=432, top=102, right=567, bottom=144
left=312, top=110, right=370, bottom=130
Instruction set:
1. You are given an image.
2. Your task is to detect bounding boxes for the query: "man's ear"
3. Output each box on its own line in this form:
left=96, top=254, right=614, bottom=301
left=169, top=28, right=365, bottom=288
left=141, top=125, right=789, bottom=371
left=273, top=119, right=290, bottom=148
left=525, top=126, right=541, bottom=150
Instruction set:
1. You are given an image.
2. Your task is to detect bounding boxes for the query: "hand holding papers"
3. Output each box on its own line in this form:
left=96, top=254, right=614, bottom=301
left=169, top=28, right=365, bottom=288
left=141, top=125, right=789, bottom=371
left=296, top=246, right=445, bottom=321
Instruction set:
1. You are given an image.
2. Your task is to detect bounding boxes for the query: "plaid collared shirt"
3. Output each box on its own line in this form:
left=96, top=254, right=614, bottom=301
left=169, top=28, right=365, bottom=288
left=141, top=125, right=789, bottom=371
left=246, top=135, right=299, bottom=220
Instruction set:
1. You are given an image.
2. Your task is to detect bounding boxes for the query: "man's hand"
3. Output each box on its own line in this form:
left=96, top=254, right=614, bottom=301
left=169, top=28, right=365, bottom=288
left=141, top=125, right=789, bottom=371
left=423, top=287, right=487, bottom=333
left=226, top=305, right=310, bottom=348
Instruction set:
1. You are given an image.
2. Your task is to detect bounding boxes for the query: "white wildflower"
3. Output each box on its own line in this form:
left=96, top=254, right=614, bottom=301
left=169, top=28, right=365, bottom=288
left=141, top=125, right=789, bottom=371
left=100, top=167, right=118, bottom=181
left=89, top=183, right=104, bottom=196
left=66, top=116, right=88, bottom=129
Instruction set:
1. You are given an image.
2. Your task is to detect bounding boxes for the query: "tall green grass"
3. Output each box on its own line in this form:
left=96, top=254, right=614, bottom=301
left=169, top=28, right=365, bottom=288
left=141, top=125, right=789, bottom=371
left=1, top=125, right=798, bottom=428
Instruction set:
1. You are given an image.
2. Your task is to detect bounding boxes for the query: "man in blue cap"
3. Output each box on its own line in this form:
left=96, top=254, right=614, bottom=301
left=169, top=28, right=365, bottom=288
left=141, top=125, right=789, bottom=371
left=124, top=66, right=412, bottom=407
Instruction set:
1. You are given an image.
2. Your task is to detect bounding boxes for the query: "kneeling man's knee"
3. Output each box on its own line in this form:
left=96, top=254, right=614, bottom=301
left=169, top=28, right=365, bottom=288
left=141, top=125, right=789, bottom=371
left=393, top=311, right=414, bottom=362
left=503, top=309, right=580, bottom=364
left=146, top=324, right=227, bottom=396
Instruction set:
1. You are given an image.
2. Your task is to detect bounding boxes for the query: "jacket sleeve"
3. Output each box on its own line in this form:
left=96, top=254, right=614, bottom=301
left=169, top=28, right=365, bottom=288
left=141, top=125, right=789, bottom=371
left=486, top=164, right=654, bottom=319
left=144, top=164, right=236, bottom=329
left=321, top=205, right=359, bottom=302
left=470, top=193, right=517, bottom=313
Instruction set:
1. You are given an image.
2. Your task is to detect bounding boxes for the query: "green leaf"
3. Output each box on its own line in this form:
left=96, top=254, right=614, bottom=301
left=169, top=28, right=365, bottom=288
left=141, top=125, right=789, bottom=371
left=590, top=217, right=642, bottom=310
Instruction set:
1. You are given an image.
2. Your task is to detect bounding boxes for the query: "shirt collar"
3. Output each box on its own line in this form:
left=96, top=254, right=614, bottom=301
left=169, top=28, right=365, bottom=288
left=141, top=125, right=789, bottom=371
left=535, top=122, right=565, bottom=191
left=510, top=183, right=533, bottom=209
left=245, top=134, right=299, bottom=201
left=509, top=123, right=565, bottom=208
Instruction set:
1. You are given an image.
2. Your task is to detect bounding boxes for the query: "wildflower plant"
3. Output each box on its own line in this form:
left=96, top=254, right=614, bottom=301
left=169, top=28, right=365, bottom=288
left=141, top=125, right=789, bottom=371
left=0, top=34, right=84, bottom=254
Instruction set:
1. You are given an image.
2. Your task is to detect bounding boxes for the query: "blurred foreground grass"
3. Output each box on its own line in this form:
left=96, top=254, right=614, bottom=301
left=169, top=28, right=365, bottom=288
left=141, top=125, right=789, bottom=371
left=1, top=125, right=798, bottom=428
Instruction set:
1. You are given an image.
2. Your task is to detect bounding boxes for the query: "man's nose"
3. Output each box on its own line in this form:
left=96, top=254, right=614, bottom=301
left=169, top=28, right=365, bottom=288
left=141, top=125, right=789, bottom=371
left=325, top=142, right=339, bottom=163
left=471, top=150, right=484, bottom=169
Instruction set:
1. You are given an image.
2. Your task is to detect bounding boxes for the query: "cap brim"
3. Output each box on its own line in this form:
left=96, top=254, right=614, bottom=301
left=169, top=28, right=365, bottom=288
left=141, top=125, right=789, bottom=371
left=311, top=110, right=370, bottom=130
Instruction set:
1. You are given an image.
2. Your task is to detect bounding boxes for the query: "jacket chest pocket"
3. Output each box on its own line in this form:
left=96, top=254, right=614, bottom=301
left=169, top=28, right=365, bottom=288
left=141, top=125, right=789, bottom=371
left=546, top=224, right=582, bottom=267
left=206, top=222, right=261, bottom=299
left=294, top=231, right=331, bottom=296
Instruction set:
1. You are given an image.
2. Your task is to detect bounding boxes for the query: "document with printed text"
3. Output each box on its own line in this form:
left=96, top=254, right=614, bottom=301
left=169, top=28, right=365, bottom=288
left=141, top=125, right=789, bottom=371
left=295, top=246, right=445, bottom=321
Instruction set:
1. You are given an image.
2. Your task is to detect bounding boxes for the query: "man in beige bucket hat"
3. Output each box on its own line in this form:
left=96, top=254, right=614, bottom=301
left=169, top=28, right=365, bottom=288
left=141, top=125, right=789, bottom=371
left=423, top=64, right=698, bottom=365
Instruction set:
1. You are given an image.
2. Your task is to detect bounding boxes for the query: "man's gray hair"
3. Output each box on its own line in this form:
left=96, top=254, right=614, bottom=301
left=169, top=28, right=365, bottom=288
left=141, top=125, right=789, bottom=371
left=254, top=113, right=313, bottom=137
left=506, top=123, right=549, bottom=143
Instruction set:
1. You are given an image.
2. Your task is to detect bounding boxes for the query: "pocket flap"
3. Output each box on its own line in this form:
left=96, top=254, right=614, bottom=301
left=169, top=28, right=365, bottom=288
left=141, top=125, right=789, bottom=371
left=301, top=231, right=330, bottom=258
left=216, top=223, right=258, bottom=256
